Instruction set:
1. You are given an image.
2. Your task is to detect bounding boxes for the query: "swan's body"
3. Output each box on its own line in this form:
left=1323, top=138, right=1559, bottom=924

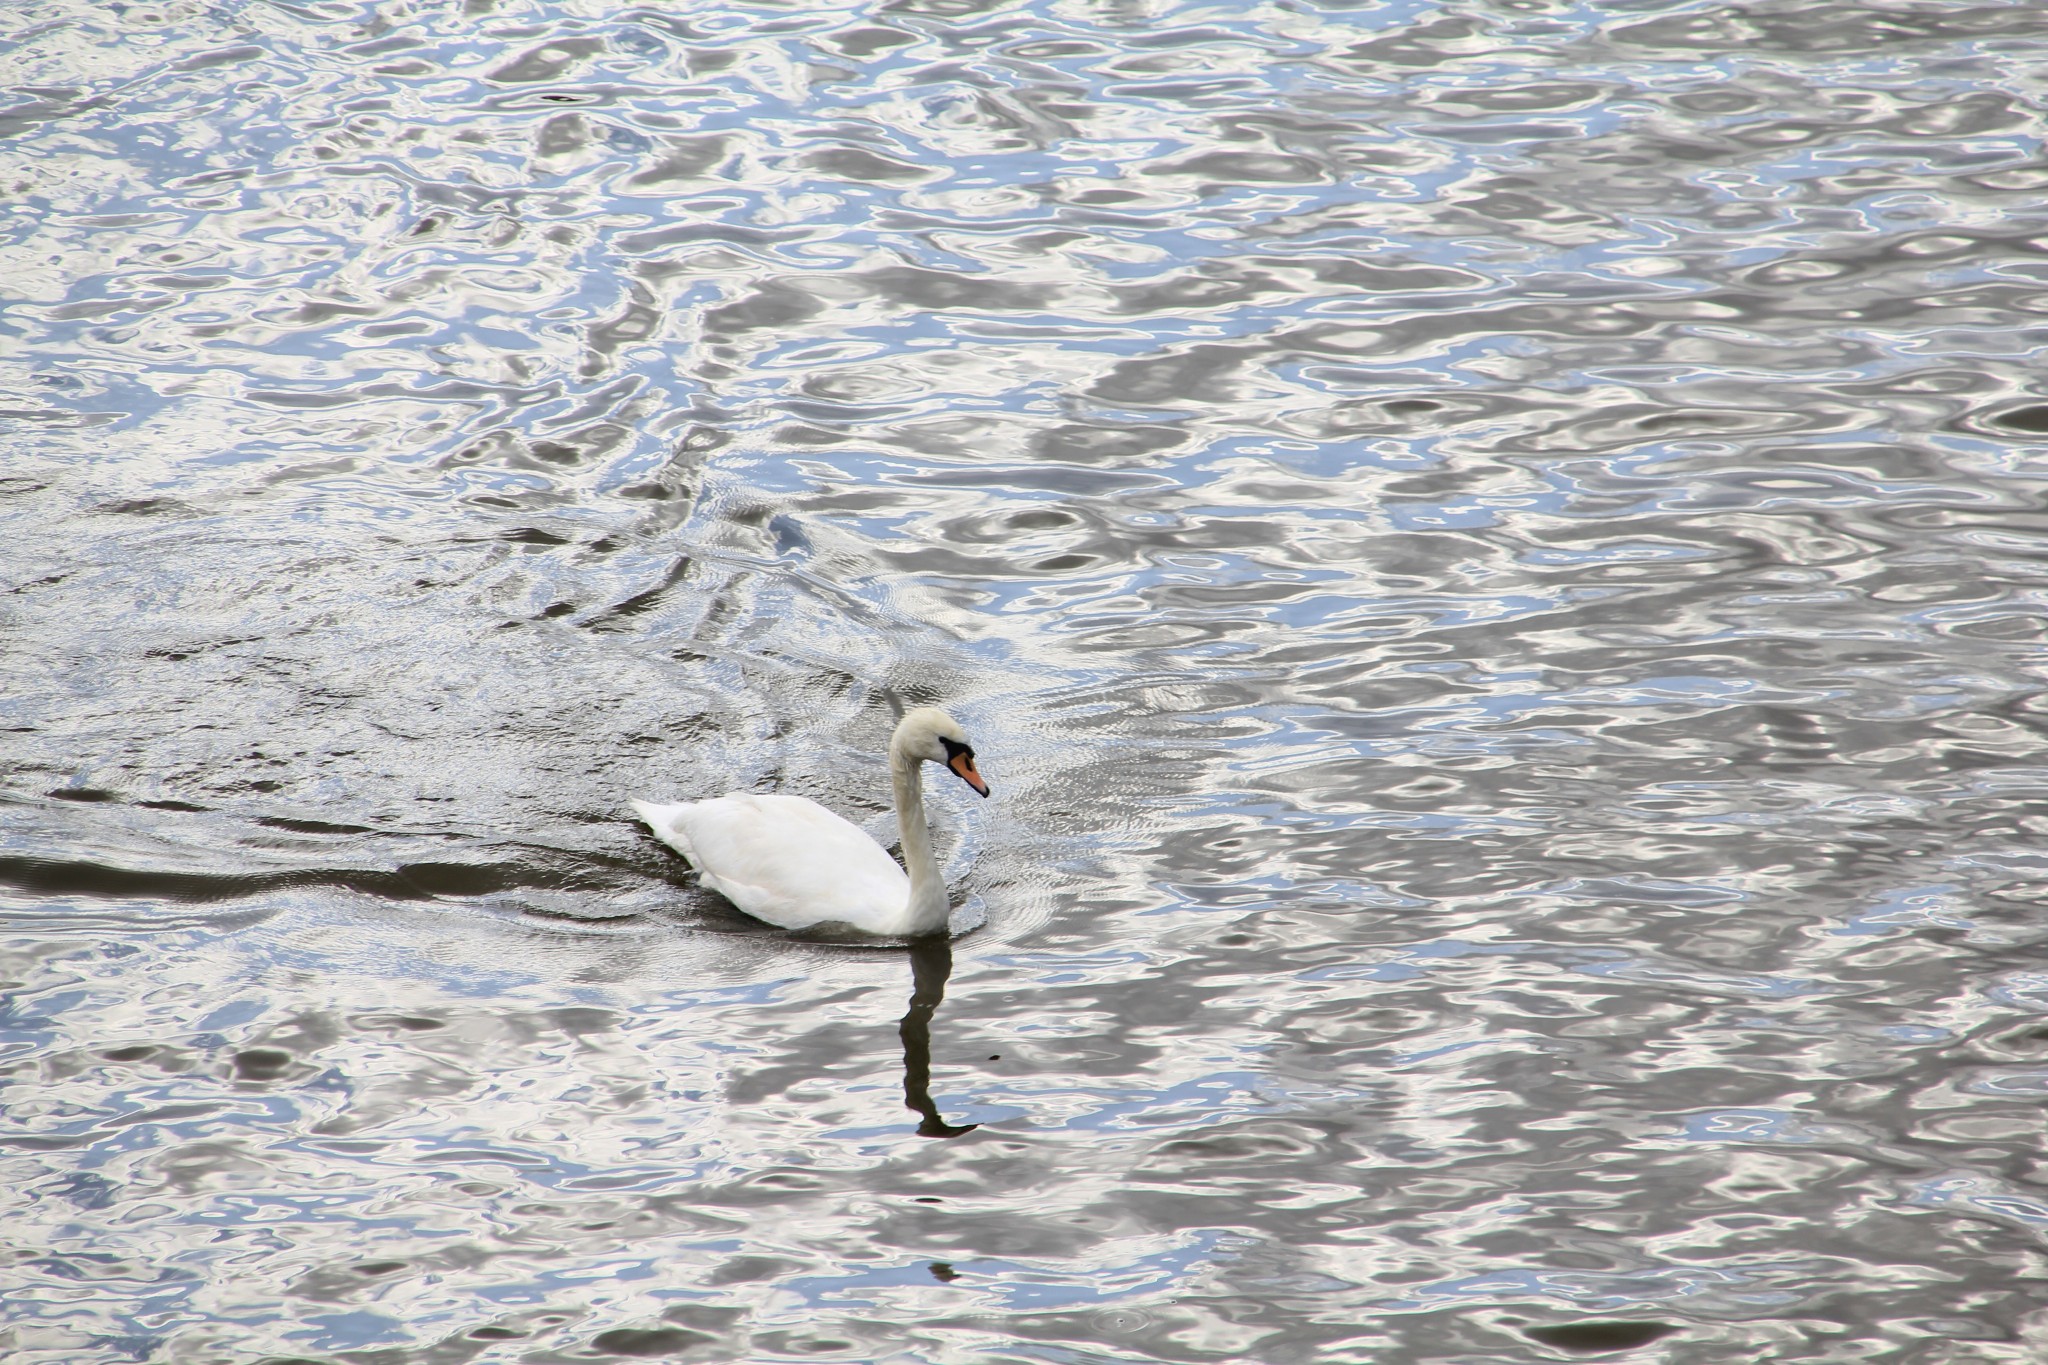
left=632, top=707, right=988, bottom=938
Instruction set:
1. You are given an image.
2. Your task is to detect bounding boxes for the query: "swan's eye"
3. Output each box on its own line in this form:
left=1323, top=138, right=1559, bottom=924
left=939, top=736, right=973, bottom=762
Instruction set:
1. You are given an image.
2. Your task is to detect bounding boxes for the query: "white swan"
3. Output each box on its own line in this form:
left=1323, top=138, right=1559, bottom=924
left=631, top=707, right=989, bottom=938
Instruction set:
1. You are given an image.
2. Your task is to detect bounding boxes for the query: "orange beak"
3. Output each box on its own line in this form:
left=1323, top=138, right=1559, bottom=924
left=947, top=752, right=989, bottom=797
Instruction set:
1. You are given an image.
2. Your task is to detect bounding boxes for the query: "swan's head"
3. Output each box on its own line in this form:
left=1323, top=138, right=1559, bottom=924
left=894, top=707, right=989, bottom=797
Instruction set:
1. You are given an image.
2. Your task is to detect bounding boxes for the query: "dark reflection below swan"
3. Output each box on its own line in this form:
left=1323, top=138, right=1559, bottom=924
left=901, top=937, right=977, bottom=1138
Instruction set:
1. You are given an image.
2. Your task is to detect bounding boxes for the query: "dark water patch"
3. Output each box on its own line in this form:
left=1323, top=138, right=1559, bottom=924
left=230, top=1048, right=294, bottom=1081
left=591, top=1326, right=713, bottom=1357
left=0, top=854, right=627, bottom=907
left=351, top=1013, right=446, bottom=1032
left=579, top=555, right=694, bottom=631
left=254, top=817, right=375, bottom=836
left=97, top=497, right=198, bottom=517
left=1524, top=1321, right=1681, bottom=1353
left=499, top=526, right=573, bottom=546
left=1983, top=403, right=2048, bottom=436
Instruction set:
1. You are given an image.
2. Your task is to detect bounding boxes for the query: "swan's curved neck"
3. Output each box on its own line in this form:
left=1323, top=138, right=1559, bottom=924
left=889, top=741, right=949, bottom=937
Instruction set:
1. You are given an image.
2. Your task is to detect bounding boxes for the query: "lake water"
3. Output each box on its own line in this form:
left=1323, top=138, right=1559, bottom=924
left=8, top=0, right=2048, bottom=1360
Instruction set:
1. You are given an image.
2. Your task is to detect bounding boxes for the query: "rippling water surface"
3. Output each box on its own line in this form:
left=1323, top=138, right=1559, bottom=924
left=9, top=0, right=2048, bottom=1360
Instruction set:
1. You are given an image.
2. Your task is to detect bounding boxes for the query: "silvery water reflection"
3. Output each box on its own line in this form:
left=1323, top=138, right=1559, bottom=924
left=8, top=0, right=2048, bottom=1360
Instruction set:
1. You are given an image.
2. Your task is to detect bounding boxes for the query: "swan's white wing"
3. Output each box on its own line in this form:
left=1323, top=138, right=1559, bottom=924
left=633, top=794, right=909, bottom=933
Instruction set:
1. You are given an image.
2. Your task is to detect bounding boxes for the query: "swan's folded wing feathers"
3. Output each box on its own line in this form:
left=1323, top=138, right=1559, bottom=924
left=634, top=792, right=909, bottom=931
left=629, top=801, right=696, bottom=859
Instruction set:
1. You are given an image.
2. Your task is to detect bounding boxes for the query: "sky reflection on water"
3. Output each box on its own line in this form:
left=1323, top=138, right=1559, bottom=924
left=7, top=0, right=2048, bottom=1360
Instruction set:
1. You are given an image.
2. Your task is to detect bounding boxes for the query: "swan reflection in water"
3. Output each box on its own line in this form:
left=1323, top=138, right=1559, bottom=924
left=901, top=937, right=976, bottom=1138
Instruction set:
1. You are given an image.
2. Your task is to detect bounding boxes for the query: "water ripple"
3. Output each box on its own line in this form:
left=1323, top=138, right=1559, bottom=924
left=8, top=0, right=2048, bottom=1359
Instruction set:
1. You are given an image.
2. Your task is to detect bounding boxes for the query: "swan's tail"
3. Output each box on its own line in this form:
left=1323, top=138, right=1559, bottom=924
left=630, top=800, right=698, bottom=862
